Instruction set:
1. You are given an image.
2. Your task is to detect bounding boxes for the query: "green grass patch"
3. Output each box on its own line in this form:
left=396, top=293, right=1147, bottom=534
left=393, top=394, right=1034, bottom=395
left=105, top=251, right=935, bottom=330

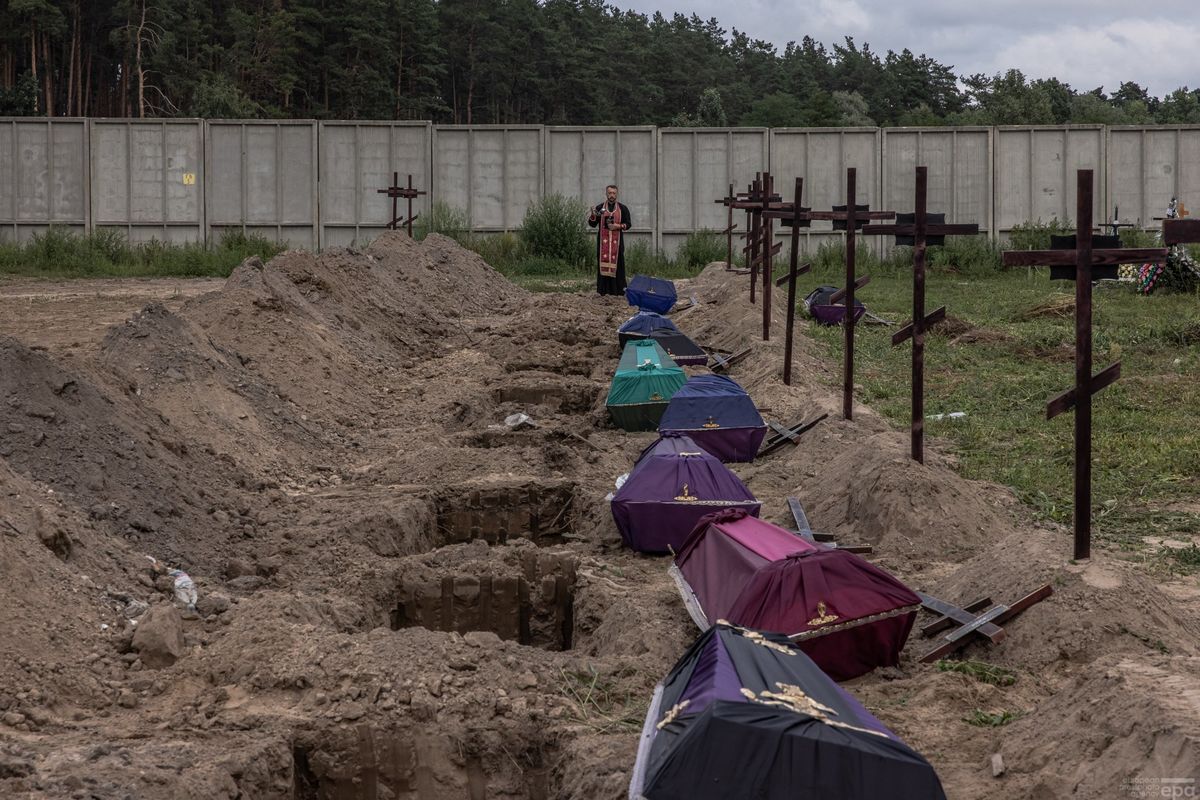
left=800, top=242, right=1200, bottom=550
left=0, top=227, right=284, bottom=278
left=936, top=659, right=1018, bottom=687
left=1161, top=543, right=1200, bottom=575
left=557, top=665, right=647, bottom=734
left=964, top=708, right=1022, bottom=727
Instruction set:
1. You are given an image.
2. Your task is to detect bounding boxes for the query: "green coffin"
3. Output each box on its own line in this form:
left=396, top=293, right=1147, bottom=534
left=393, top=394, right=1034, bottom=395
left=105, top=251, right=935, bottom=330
left=606, top=339, right=686, bottom=431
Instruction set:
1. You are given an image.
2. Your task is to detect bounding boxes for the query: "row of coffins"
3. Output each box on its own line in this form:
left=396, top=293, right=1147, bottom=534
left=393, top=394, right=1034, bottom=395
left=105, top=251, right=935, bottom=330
left=611, top=279, right=945, bottom=799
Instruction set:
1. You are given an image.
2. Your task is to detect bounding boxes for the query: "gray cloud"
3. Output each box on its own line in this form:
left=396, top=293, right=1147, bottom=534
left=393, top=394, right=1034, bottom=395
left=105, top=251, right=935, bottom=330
left=616, top=0, right=1200, bottom=96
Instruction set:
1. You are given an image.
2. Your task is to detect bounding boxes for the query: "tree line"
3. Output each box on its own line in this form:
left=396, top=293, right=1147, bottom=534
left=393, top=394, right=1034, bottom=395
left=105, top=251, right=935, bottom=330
left=3, top=0, right=1199, bottom=126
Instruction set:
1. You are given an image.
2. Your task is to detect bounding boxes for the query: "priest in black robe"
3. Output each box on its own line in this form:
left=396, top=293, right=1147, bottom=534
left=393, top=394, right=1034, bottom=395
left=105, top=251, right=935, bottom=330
left=588, top=184, right=631, bottom=296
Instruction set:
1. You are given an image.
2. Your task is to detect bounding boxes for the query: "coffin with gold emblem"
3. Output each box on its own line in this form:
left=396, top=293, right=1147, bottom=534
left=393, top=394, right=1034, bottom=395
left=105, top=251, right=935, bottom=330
left=610, top=433, right=760, bottom=553
left=658, top=375, right=766, bottom=461
left=670, top=508, right=920, bottom=681
left=606, top=339, right=686, bottom=431
left=629, top=623, right=946, bottom=800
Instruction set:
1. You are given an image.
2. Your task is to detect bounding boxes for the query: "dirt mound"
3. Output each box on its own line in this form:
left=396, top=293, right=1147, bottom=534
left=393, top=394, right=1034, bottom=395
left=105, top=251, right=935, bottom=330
left=1000, top=654, right=1200, bottom=797
left=928, top=529, right=1200, bottom=672
left=0, top=336, right=251, bottom=570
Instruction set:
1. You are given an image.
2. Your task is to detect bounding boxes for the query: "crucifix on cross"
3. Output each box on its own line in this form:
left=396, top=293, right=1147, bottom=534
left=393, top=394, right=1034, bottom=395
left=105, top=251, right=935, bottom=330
left=376, top=172, right=427, bottom=237
left=862, top=166, right=980, bottom=463
left=804, top=168, right=895, bottom=420
left=1001, top=169, right=1169, bottom=561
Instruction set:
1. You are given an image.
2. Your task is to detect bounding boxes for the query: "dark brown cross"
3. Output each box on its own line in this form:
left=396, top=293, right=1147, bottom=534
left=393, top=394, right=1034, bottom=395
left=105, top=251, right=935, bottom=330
left=754, top=172, right=785, bottom=339
left=804, top=168, right=895, bottom=420
left=764, top=177, right=816, bottom=384
left=714, top=183, right=741, bottom=270
left=916, top=585, right=1053, bottom=662
left=1002, top=169, right=1168, bottom=561
left=862, top=166, right=980, bottom=463
left=376, top=172, right=427, bottom=237
left=1164, top=217, right=1200, bottom=247
left=1097, top=206, right=1137, bottom=238
left=726, top=173, right=784, bottom=311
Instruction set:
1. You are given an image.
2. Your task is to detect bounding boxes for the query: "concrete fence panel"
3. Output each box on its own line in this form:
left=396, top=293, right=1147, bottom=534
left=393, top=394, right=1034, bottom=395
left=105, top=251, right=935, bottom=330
left=882, top=127, right=992, bottom=236
left=206, top=120, right=318, bottom=250
left=994, top=125, right=1105, bottom=234
left=318, top=122, right=431, bottom=248
left=433, top=126, right=543, bottom=232
left=657, top=128, right=769, bottom=255
left=90, top=119, right=203, bottom=243
left=0, top=119, right=89, bottom=241
left=1107, top=126, right=1200, bottom=228
left=770, top=128, right=881, bottom=253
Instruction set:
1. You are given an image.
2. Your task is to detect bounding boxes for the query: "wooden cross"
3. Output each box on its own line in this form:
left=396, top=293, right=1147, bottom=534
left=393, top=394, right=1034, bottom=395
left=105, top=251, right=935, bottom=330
left=725, top=174, right=784, bottom=310
left=786, top=496, right=872, bottom=554
left=916, top=585, right=1053, bottom=662
left=715, top=183, right=741, bottom=270
left=1164, top=217, right=1200, bottom=247
left=764, top=177, right=816, bottom=384
left=1097, top=206, right=1136, bottom=238
left=804, top=168, right=895, bottom=420
left=862, top=167, right=980, bottom=463
left=1001, top=169, right=1168, bottom=560
left=376, top=172, right=426, bottom=237
left=758, top=415, right=828, bottom=456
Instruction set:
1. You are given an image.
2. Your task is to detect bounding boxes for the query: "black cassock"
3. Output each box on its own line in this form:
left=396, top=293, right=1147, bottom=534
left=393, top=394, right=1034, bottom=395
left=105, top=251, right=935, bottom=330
left=588, top=200, right=631, bottom=296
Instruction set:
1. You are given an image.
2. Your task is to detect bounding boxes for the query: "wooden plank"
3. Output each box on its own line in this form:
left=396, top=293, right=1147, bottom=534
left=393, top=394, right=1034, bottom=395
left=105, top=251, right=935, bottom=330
left=1046, top=362, right=1121, bottom=419
left=759, top=413, right=828, bottom=455
left=711, top=347, right=751, bottom=373
left=828, top=275, right=870, bottom=305
left=919, top=605, right=1009, bottom=663
left=891, top=306, right=946, bottom=346
left=1163, top=218, right=1200, bottom=245
left=862, top=223, right=980, bottom=237
left=1002, top=248, right=1168, bottom=267
left=921, top=596, right=993, bottom=636
left=787, top=496, right=812, bottom=534
left=991, top=584, right=1054, bottom=627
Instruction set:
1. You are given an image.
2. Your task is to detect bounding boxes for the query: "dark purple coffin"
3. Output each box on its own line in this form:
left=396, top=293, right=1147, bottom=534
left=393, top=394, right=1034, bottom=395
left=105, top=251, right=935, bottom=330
left=811, top=304, right=867, bottom=326
left=611, top=434, right=760, bottom=554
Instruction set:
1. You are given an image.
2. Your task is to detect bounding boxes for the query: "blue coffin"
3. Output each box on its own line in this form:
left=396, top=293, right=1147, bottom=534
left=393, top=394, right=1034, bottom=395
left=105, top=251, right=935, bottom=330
left=627, top=275, right=678, bottom=314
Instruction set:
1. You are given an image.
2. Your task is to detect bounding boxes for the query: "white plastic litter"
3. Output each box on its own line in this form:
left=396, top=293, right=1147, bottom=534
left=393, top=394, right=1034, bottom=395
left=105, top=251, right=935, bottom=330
left=503, top=413, right=537, bottom=430
left=926, top=412, right=967, bottom=421
left=146, top=555, right=199, bottom=611
left=169, top=569, right=198, bottom=611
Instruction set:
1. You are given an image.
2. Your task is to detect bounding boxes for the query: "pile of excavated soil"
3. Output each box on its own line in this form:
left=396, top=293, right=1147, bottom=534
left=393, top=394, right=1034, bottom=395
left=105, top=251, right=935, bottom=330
left=2, top=244, right=1198, bottom=799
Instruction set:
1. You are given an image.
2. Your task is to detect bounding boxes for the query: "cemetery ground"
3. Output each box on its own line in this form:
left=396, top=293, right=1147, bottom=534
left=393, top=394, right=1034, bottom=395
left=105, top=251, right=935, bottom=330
left=1, top=233, right=1199, bottom=798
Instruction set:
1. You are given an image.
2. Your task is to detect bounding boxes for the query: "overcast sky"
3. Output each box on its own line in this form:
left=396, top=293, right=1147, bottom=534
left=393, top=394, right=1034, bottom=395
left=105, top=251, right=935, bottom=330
left=616, top=0, right=1199, bottom=97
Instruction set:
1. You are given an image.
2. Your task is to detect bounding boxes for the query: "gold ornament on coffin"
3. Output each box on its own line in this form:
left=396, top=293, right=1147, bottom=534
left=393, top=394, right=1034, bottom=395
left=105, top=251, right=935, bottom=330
left=656, top=699, right=690, bottom=730
left=702, top=416, right=720, bottom=429
left=649, top=392, right=663, bottom=401
left=674, top=483, right=698, bottom=502
left=739, top=683, right=888, bottom=738
left=715, top=621, right=796, bottom=655
left=807, top=601, right=839, bottom=627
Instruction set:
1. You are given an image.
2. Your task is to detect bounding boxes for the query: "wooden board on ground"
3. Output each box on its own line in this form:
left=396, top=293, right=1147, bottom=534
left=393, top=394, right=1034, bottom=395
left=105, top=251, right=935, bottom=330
left=916, top=585, right=1053, bottom=662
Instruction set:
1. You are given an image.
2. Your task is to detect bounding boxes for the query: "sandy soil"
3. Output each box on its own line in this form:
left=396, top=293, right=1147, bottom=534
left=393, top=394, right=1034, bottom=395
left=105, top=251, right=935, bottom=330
left=1, top=234, right=1198, bottom=799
